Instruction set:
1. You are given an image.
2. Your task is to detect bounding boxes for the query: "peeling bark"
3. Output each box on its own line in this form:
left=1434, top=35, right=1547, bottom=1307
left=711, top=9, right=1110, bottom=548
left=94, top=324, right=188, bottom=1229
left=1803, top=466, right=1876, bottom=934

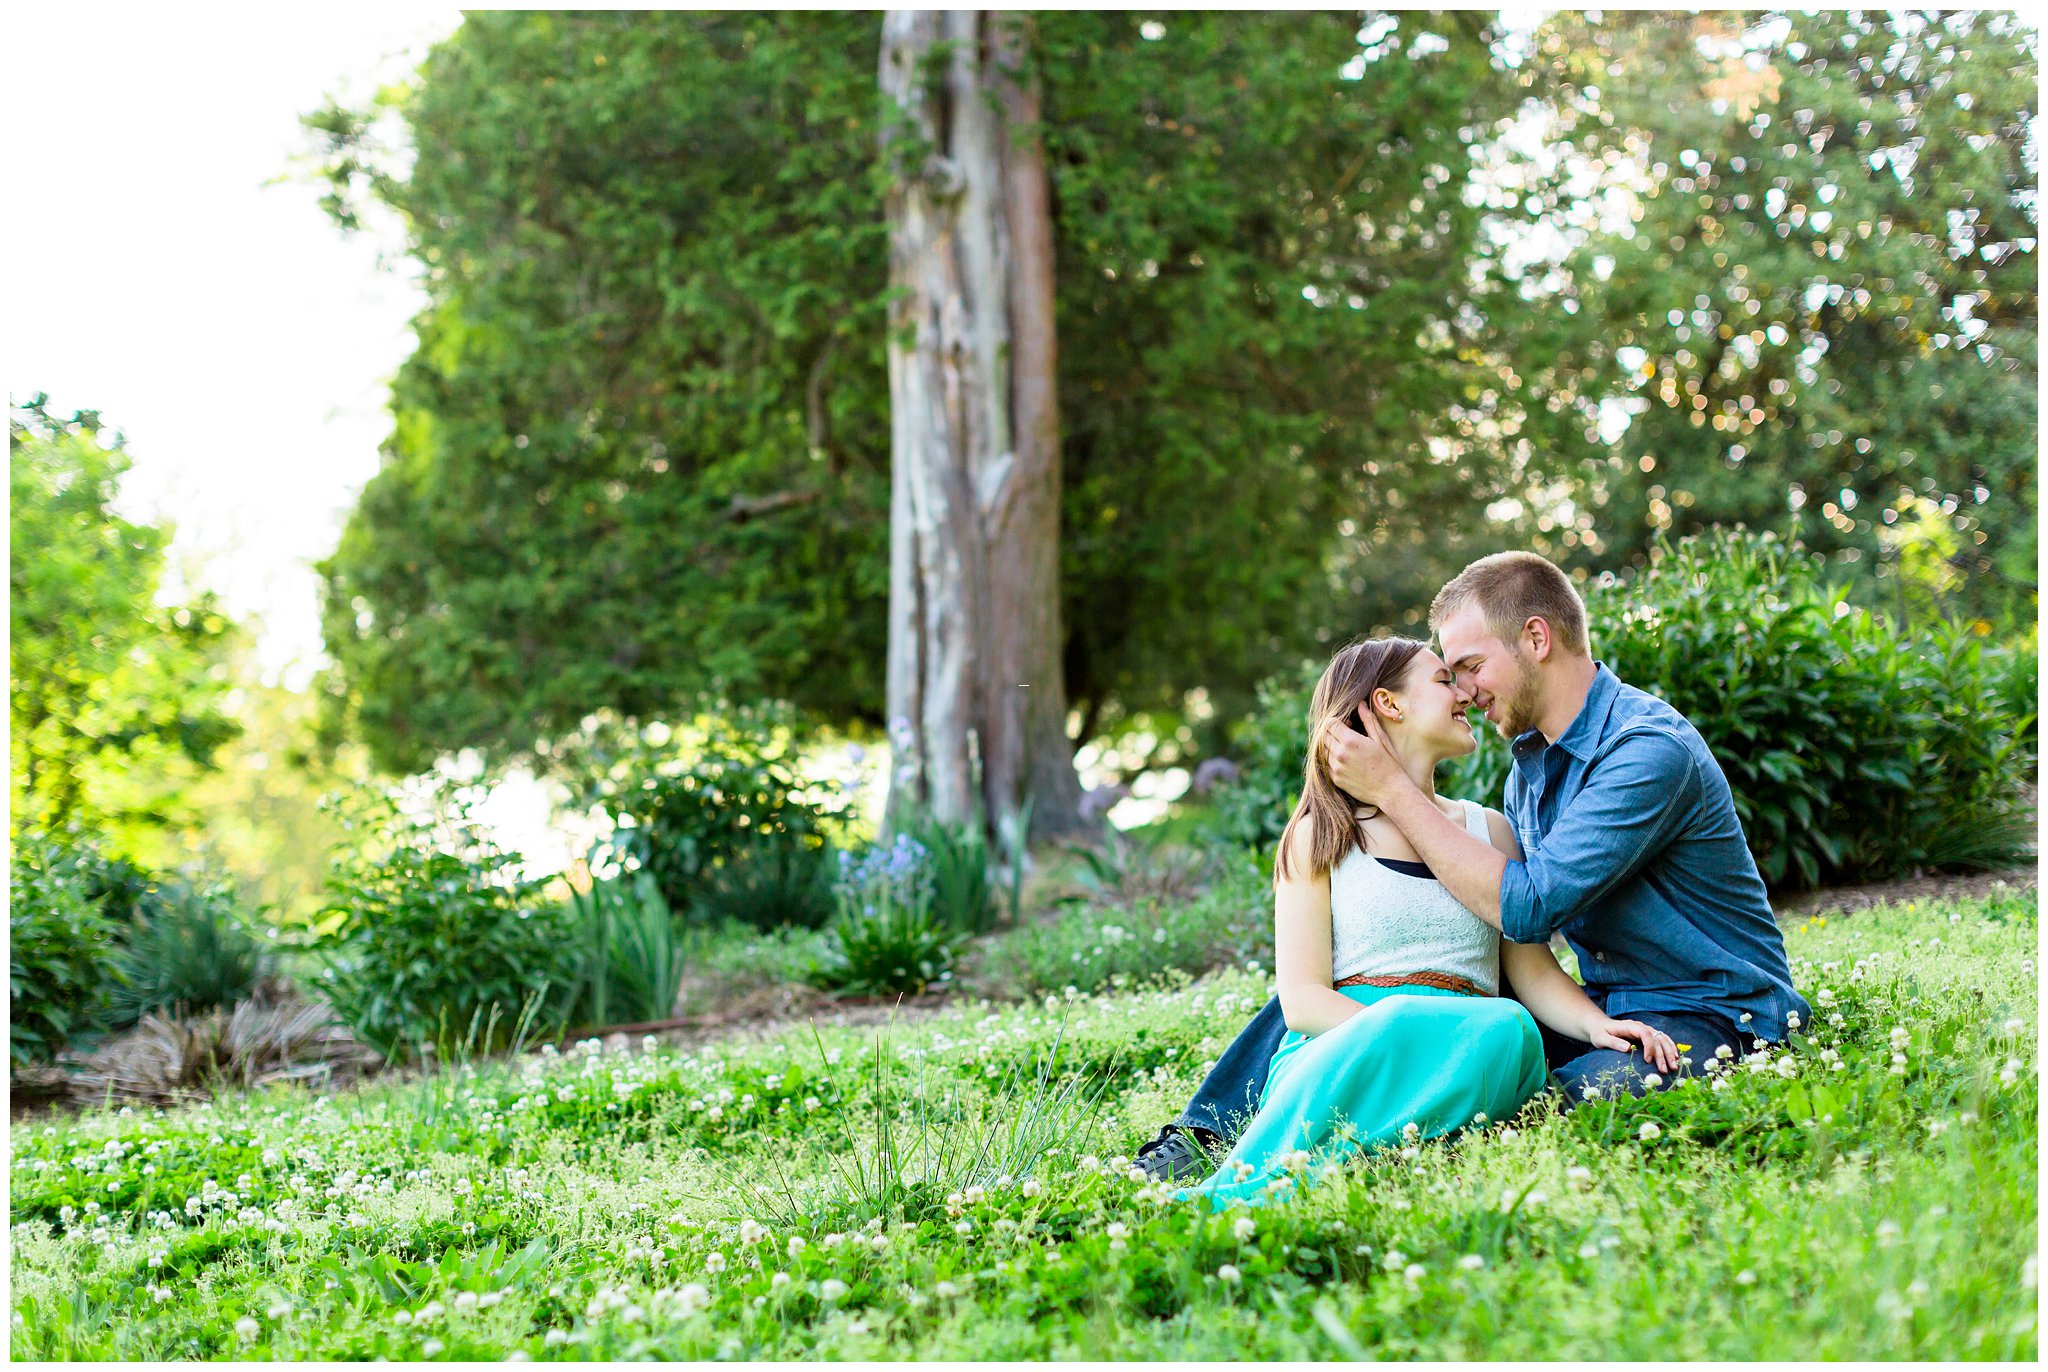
left=879, top=11, right=1085, bottom=846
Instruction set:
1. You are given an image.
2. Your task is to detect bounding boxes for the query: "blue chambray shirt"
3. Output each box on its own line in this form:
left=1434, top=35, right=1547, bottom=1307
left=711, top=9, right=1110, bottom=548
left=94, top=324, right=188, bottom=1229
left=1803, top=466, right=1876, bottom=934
left=1499, top=663, right=1810, bottom=1040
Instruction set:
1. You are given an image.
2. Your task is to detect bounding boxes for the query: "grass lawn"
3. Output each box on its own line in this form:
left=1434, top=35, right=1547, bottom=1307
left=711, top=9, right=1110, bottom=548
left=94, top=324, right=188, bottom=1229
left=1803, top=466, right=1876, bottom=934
left=9, top=888, right=2037, bottom=1360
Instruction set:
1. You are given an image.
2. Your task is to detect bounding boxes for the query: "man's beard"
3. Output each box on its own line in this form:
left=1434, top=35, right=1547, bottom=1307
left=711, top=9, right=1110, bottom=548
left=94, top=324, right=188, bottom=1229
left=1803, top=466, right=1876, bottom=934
left=1494, top=653, right=1543, bottom=740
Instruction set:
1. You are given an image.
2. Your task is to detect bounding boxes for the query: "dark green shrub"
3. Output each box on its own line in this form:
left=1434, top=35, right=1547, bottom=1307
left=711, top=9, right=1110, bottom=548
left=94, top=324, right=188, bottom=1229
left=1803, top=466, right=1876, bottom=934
left=808, top=834, right=957, bottom=996
left=316, top=798, right=564, bottom=1060
left=1208, top=529, right=2037, bottom=891
left=107, top=874, right=268, bottom=1029
left=1594, top=532, right=2034, bottom=888
left=610, top=716, right=844, bottom=931
left=8, top=840, right=122, bottom=1064
left=557, top=862, right=686, bottom=1029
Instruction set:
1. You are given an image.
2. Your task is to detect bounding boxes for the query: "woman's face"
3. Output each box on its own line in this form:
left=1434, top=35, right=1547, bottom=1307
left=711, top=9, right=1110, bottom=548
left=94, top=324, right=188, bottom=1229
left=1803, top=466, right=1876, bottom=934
left=1369, top=649, right=1477, bottom=761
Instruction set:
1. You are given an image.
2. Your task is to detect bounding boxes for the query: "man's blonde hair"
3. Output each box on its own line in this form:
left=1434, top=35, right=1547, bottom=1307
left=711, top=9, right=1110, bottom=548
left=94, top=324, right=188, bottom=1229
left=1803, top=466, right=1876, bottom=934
left=1429, top=551, right=1589, bottom=657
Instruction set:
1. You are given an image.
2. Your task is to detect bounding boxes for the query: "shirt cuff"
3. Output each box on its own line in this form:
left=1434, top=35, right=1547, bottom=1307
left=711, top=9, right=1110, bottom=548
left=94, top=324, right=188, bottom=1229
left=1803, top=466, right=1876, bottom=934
left=1497, top=860, right=1550, bottom=944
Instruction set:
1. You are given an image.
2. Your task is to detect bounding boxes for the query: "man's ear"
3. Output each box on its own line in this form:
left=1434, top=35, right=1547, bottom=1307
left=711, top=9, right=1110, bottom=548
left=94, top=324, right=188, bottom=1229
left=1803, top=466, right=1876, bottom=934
left=1522, top=616, right=1554, bottom=663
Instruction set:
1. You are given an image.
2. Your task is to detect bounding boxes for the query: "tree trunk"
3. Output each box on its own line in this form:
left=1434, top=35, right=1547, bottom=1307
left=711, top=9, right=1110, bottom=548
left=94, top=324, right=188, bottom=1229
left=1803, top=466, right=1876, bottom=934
left=879, top=10, right=1086, bottom=847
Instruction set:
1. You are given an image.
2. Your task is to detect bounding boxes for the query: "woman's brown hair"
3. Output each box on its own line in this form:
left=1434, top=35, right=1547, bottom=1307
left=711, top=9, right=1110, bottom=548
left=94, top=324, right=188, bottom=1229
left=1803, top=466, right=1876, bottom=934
left=1272, top=637, right=1430, bottom=883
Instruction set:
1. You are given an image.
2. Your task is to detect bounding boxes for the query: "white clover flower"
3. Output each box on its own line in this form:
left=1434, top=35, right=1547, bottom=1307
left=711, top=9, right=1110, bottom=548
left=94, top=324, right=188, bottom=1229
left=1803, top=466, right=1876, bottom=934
left=544, top=1330, right=568, bottom=1347
left=935, top=1279, right=962, bottom=1299
left=739, top=1218, right=767, bottom=1247
left=1577, top=1242, right=1600, bottom=1259
left=1786, top=1011, right=1801, bottom=1030
left=1234, top=1215, right=1257, bottom=1241
left=1890, top=1026, right=1911, bottom=1050
left=1567, top=1165, right=1593, bottom=1185
left=2023, top=1255, right=2038, bottom=1290
left=417, top=1300, right=445, bottom=1323
left=422, top=1338, right=444, bottom=1356
left=235, top=1317, right=260, bottom=1341
left=820, top=1279, right=849, bottom=1303
left=787, top=1236, right=807, bottom=1257
left=1735, top=1269, right=1756, bottom=1286
left=1581, top=1085, right=1603, bottom=1102
left=963, top=1186, right=985, bottom=1205
left=393, top=1310, right=413, bottom=1327
left=1470, top=1112, right=1488, bottom=1126
left=771, top=1272, right=791, bottom=1289
left=1641, top=1073, right=1663, bottom=1089
left=705, top=1251, right=728, bottom=1273
left=1637, top=1121, right=1662, bottom=1141
left=1400, top=1122, right=1421, bottom=1142
left=1775, top=1057, right=1798, bottom=1079
left=453, top=1292, right=478, bottom=1312
left=1106, top=1222, right=1130, bottom=1240
left=479, top=1292, right=503, bottom=1309
left=1217, top=1263, right=1242, bottom=1284
left=678, top=1283, right=712, bottom=1312
left=1022, top=1178, right=1043, bottom=1199
left=1499, top=1127, right=1519, bottom=1142
left=1458, top=1254, right=1485, bottom=1271
left=1715, top=1044, right=1734, bottom=1060
left=954, top=1219, right=974, bottom=1236
left=267, top=1302, right=291, bottom=1320
left=1876, top=1220, right=1901, bottom=1246
left=1403, top=1263, right=1426, bottom=1282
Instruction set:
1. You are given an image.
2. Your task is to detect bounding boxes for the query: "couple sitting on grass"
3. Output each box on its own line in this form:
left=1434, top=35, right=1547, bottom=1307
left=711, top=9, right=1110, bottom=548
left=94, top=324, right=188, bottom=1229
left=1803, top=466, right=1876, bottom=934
left=1141, top=550, right=1811, bottom=1208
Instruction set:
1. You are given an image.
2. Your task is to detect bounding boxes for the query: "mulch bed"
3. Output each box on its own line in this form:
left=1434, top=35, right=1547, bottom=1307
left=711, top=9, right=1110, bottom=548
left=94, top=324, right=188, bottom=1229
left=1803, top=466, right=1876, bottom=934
left=1772, top=864, right=2037, bottom=921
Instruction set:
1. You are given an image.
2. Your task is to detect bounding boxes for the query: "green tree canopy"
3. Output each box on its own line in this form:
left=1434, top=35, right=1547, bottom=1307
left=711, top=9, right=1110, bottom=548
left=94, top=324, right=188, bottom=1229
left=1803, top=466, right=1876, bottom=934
left=307, top=11, right=1535, bottom=774
left=1513, top=9, right=2037, bottom=624
left=9, top=397, right=243, bottom=848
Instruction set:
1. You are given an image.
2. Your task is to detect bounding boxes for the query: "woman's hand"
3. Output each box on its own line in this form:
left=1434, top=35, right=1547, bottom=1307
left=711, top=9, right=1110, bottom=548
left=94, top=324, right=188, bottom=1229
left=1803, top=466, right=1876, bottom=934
left=1588, top=1018, right=1680, bottom=1074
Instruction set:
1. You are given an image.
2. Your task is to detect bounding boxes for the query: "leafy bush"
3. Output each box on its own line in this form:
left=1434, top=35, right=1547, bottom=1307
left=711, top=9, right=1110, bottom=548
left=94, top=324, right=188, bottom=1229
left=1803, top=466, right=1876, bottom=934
left=1593, top=532, right=2034, bottom=887
left=1208, top=529, right=2038, bottom=890
left=971, top=855, right=1271, bottom=997
left=609, top=716, right=845, bottom=931
left=809, top=835, right=957, bottom=996
left=106, top=875, right=268, bottom=1030
left=316, top=798, right=564, bottom=1061
left=557, top=863, right=686, bottom=1029
left=9, top=840, right=123, bottom=1065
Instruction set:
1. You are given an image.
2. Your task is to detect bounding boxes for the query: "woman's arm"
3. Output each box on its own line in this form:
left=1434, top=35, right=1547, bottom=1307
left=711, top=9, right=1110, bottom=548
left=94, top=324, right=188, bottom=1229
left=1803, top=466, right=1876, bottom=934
left=1485, top=810, right=1680, bottom=1073
left=1273, top=823, right=1367, bottom=1037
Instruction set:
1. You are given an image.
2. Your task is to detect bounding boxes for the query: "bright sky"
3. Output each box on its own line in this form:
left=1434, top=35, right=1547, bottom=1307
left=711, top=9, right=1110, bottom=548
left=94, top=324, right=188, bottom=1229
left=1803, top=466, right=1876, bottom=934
left=5, top=6, right=463, bottom=692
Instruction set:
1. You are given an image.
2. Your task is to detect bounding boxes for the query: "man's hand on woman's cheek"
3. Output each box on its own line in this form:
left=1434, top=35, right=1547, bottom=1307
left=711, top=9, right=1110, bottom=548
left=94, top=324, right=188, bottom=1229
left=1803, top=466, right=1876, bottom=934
left=1322, top=718, right=1407, bottom=805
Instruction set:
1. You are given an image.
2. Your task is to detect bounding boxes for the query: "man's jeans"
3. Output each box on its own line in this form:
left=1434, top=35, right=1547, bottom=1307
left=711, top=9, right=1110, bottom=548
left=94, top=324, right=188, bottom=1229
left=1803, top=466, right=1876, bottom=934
left=1172, top=991, right=1758, bottom=1140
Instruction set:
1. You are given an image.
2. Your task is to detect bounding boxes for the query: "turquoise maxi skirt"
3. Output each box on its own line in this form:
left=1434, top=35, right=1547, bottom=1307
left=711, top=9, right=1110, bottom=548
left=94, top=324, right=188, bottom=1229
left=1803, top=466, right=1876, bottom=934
left=1174, top=982, right=1547, bottom=1210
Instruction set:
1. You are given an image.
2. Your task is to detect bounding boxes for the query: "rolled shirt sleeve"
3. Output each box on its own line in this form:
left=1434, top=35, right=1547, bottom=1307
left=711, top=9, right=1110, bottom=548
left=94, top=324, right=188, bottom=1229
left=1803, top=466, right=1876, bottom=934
left=1499, top=729, right=1699, bottom=944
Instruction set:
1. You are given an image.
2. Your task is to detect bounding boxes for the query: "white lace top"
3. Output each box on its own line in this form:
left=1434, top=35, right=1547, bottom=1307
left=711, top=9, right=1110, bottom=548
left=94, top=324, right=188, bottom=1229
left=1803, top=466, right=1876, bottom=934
left=1328, top=798, right=1502, bottom=994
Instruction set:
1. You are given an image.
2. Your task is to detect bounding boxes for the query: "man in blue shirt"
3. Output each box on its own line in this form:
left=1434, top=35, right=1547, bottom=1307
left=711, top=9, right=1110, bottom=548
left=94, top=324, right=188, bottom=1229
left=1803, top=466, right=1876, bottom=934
left=1137, top=551, right=1809, bottom=1182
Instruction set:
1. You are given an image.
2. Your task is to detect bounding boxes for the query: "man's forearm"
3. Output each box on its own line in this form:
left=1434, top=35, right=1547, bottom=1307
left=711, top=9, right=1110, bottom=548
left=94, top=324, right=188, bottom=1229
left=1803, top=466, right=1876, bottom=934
left=1375, top=782, right=1507, bottom=928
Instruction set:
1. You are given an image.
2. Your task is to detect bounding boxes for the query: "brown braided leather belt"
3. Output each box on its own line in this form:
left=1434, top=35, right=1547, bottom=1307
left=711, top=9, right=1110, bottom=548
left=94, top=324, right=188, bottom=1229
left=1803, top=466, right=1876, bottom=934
left=1334, top=970, right=1491, bottom=997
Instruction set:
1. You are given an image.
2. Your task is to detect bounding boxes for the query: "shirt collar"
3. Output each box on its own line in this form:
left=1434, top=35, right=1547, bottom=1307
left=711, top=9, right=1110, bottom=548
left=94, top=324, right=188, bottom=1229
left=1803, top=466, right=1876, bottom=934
left=1551, top=662, right=1622, bottom=761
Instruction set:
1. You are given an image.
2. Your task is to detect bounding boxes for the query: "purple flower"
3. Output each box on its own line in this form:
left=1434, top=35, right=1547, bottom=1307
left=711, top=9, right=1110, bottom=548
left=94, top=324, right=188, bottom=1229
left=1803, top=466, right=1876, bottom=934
left=1190, top=757, right=1242, bottom=795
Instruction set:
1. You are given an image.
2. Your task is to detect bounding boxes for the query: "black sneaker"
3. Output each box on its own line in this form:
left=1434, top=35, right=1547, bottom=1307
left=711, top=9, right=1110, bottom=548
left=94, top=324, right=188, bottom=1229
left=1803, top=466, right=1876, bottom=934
left=1134, top=1124, right=1222, bottom=1182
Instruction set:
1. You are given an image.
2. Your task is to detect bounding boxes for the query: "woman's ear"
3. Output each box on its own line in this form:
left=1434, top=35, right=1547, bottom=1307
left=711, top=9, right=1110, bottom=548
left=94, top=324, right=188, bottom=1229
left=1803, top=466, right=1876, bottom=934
left=1370, top=687, right=1403, bottom=722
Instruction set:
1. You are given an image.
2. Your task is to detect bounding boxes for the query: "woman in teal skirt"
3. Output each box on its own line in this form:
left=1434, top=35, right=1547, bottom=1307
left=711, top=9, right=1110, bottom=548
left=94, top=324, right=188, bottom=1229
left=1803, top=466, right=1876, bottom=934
left=1178, top=638, right=1678, bottom=1210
